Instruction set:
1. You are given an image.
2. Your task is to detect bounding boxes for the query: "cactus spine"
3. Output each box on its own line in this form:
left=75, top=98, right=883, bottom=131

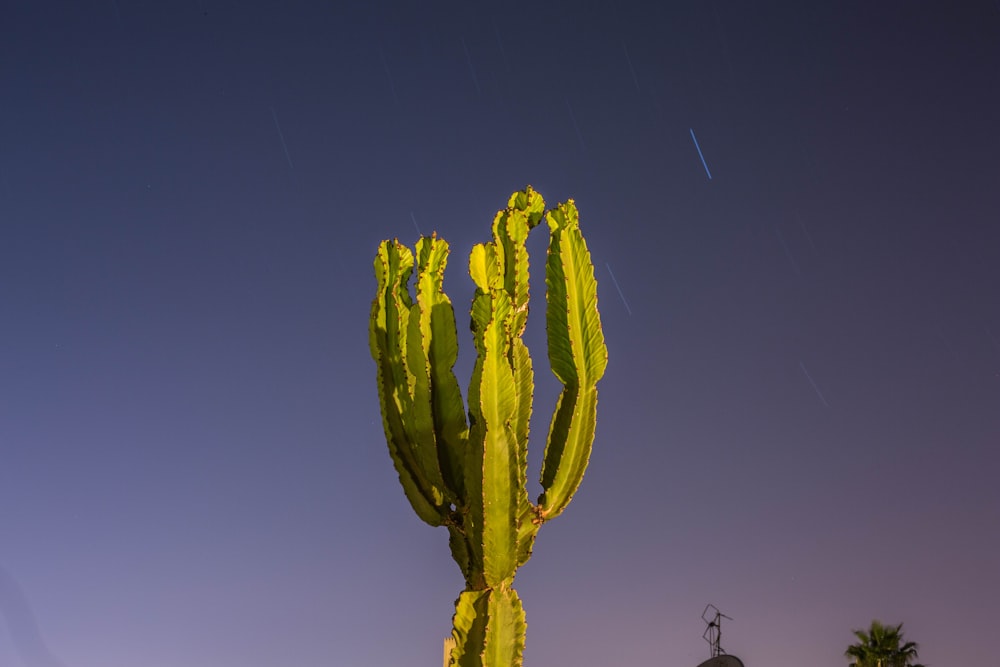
left=369, top=187, right=607, bottom=667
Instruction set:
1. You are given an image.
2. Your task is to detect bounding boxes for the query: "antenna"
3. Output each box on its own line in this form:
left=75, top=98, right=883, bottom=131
left=701, top=604, right=733, bottom=658
left=694, top=606, right=745, bottom=667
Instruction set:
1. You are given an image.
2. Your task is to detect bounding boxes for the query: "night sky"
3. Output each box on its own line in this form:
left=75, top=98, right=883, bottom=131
left=2, top=2, right=998, bottom=666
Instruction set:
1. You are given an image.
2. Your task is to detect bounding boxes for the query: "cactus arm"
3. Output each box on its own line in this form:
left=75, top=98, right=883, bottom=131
left=370, top=236, right=471, bottom=526
left=511, top=337, right=539, bottom=568
left=538, top=200, right=608, bottom=519
left=370, top=240, right=447, bottom=525
left=495, top=189, right=544, bottom=569
left=478, top=298, right=519, bottom=586
left=468, top=248, right=519, bottom=587
left=503, top=189, right=546, bottom=569
left=412, top=236, right=469, bottom=502
left=464, top=243, right=496, bottom=583
left=510, top=338, right=532, bottom=495
left=465, top=187, right=549, bottom=587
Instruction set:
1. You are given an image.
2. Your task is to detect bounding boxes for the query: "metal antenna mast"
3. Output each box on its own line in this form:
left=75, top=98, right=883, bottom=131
left=701, top=604, right=733, bottom=658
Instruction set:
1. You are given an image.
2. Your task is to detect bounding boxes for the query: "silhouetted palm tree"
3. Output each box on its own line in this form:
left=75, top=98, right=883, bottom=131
left=846, top=620, right=924, bottom=667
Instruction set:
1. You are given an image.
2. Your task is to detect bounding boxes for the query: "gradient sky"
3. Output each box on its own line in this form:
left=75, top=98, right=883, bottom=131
left=2, top=2, right=998, bottom=666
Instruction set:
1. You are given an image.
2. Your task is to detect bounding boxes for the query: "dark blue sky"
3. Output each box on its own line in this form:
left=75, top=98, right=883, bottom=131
left=2, top=1, right=998, bottom=666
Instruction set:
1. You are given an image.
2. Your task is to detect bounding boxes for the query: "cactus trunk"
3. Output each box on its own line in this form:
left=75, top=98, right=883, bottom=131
left=369, top=187, right=607, bottom=666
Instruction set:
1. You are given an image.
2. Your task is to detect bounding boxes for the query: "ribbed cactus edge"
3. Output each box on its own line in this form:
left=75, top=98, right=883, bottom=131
left=369, top=187, right=607, bottom=667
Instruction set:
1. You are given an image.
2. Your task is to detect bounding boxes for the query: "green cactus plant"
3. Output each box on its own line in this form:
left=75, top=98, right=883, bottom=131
left=368, top=186, right=607, bottom=667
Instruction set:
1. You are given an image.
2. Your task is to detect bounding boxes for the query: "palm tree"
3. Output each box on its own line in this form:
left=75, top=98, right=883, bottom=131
left=846, top=620, right=924, bottom=667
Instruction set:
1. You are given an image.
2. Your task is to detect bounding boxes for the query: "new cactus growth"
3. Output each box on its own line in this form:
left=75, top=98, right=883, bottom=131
left=369, top=187, right=607, bottom=667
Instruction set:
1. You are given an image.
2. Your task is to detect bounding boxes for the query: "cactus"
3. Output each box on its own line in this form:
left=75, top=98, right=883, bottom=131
left=369, top=187, right=607, bottom=667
